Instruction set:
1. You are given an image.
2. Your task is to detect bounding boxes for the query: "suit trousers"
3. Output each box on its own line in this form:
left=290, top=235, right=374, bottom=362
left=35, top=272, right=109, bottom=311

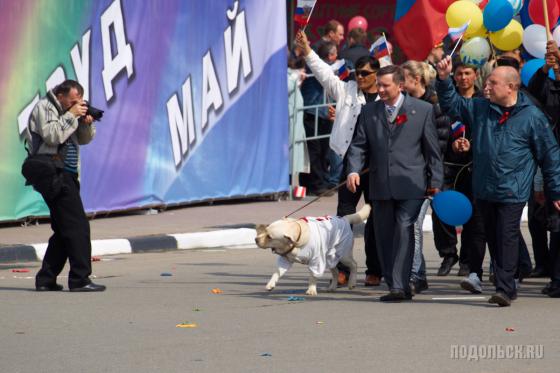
left=35, top=171, right=92, bottom=288
left=372, top=199, right=424, bottom=292
left=337, top=171, right=381, bottom=276
left=478, top=200, right=525, bottom=298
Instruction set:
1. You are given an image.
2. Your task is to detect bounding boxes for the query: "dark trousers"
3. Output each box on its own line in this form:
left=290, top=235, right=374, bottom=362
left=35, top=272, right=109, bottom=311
left=337, top=170, right=381, bottom=276
left=549, top=232, right=560, bottom=283
left=528, top=195, right=550, bottom=272
left=35, top=172, right=92, bottom=288
left=300, top=113, right=332, bottom=193
left=462, top=199, right=487, bottom=279
left=372, top=199, right=423, bottom=292
left=478, top=200, right=525, bottom=298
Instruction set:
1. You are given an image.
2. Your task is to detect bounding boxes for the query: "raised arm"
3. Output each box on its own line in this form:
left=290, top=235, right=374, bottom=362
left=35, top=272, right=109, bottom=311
left=434, top=56, right=476, bottom=126
left=295, top=30, right=346, bottom=102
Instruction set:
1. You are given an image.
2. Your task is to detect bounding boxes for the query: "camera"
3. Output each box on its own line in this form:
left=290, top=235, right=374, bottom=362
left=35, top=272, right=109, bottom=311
left=84, top=101, right=104, bottom=121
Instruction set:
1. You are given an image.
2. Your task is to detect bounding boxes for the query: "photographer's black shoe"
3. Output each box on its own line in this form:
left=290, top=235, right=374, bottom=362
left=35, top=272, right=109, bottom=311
left=36, top=283, right=63, bottom=292
left=69, top=282, right=106, bottom=292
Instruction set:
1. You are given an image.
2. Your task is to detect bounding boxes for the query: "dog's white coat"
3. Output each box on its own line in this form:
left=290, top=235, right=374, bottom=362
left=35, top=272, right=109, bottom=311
left=256, top=205, right=370, bottom=295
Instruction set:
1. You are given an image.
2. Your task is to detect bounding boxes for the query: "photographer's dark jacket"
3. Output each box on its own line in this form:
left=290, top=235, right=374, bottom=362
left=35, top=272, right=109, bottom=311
left=24, top=90, right=96, bottom=172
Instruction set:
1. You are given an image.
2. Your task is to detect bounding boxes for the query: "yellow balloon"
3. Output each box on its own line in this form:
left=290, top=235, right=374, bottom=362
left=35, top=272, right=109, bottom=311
left=489, top=19, right=523, bottom=51
left=445, top=0, right=484, bottom=37
left=465, top=24, right=488, bottom=40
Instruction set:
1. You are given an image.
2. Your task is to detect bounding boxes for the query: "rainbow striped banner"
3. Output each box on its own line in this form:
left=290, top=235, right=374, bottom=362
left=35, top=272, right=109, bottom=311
left=0, top=0, right=288, bottom=222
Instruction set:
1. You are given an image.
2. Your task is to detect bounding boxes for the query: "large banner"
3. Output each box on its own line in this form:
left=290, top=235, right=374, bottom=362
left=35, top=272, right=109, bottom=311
left=0, top=0, right=289, bottom=222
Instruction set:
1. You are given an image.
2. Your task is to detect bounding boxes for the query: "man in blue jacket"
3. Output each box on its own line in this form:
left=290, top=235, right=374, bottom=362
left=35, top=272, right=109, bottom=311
left=436, top=56, right=560, bottom=307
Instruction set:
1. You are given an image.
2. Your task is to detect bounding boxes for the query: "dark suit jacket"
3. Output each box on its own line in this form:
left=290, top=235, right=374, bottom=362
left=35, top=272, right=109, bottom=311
left=346, top=94, right=443, bottom=200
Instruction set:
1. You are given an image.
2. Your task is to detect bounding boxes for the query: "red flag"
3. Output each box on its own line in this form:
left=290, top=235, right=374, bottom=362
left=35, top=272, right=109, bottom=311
left=393, top=0, right=448, bottom=61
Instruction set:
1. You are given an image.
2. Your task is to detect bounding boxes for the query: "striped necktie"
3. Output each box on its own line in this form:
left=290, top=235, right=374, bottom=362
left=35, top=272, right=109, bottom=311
left=386, top=105, right=396, bottom=120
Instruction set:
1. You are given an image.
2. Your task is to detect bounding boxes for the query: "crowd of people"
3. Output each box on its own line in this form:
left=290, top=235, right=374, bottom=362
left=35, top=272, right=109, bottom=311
left=289, top=19, right=560, bottom=306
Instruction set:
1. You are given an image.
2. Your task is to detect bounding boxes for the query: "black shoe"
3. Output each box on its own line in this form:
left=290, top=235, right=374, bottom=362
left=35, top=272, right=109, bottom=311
left=457, top=263, right=469, bottom=277
left=530, top=267, right=549, bottom=278
left=69, top=282, right=106, bottom=292
left=36, top=283, right=63, bottom=292
left=380, top=290, right=412, bottom=302
left=410, top=279, right=428, bottom=294
left=548, top=282, right=560, bottom=298
left=542, top=282, right=552, bottom=295
left=437, top=256, right=458, bottom=276
left=488, top=292, right=511, bottom=307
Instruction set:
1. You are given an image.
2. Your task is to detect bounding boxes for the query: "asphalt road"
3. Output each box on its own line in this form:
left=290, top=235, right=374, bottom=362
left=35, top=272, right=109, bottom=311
left=1, top=234, right=559, bottom=373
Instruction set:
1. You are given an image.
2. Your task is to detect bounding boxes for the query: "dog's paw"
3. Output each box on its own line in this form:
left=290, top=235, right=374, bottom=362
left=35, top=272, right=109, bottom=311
left=305, top=287, right=318, bottom=296
left=348, top=277, right=357, bottom=290
left=265, top=282, right=276, bottom=291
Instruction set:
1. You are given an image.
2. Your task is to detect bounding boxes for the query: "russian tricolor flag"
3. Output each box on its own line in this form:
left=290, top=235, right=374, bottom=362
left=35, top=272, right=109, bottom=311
left=332, top=60, right=350, bottom=80
left=448, top=21, right=470, bottom=42
left=294, top=0, right=316, bottom=26
left=370, top=37, right=390, bottom=59
left=451, top=121, right=466, bottom=139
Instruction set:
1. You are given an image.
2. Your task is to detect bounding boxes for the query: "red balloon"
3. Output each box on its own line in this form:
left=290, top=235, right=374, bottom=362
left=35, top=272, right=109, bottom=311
left=529, top=0, right=559, bottom=28
left=347, top=16, right=368, bottom=32
left=429, top=0, right=455, bottom=13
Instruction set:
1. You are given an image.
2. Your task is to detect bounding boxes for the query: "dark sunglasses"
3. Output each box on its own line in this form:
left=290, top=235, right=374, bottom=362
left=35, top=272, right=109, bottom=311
left=356, top=70, right=376, bottom=77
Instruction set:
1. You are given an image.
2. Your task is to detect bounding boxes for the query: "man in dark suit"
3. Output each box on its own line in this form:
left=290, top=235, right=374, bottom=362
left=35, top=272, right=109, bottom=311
left=346, top=65, right=443, bottom=301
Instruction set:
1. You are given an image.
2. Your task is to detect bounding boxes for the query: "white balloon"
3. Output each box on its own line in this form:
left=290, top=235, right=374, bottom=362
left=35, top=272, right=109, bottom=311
left=523, top=24, right=547, bottom=59
left=460, top=37, right=491, bottom=66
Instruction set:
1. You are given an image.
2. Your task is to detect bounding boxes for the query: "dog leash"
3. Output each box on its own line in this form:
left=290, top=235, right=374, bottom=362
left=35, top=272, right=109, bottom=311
left=284, top=168, right=369, bottom=218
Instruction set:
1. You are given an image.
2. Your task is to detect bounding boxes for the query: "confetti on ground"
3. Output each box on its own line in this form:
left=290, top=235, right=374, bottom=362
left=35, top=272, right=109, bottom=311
left=316, top=321, right=325, bottom=324
left=193, top=308, right=202, bottom=312
left=160, top=272, right=173, bottom=276
left=11, top=269, right=30, bottom=273
left=287, top=296, right=305, bottom=301
left=211, top=288, right=223, bottom=294
left=260, top=353, right=272, bottom=357
left=506, top=327, right=515, bottom=332
left=176, top=322, right=197, bottom=328
left=92, top=257, right=101, bottom=262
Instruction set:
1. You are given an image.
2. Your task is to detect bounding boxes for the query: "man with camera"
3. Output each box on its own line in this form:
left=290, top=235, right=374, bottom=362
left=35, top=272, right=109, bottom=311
left=23, top=80, right=105, bottom=292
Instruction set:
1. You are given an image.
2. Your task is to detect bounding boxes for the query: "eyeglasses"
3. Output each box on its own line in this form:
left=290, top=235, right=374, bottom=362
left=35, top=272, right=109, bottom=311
left=356, top=70, right=376, bottom=77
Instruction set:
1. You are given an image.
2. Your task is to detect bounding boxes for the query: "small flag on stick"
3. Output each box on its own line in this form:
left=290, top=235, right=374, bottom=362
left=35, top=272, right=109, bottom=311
left=448, top=21, right=470, bottom=42
left=331, top=59, right=350, bottom=80
left=294, top=0, right=317, bottom=27
left=370, top=36, right=390, bottom=59
left=451, top=121, right=466, bottom=139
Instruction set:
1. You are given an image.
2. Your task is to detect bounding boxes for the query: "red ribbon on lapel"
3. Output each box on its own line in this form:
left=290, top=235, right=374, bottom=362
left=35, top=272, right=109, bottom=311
left=395, top=114, right=408, bottom=126
left=498, top=111, right=510, bottom=125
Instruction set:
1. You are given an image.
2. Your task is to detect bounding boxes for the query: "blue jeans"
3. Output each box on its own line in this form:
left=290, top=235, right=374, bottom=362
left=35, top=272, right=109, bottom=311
left=327, top=150, right=343, bottom=186
left=411, top=199, right=430, bottom=282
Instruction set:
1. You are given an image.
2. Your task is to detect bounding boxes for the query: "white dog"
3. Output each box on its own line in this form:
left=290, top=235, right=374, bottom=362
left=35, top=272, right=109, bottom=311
left=255, top=205, right=371, bottom=295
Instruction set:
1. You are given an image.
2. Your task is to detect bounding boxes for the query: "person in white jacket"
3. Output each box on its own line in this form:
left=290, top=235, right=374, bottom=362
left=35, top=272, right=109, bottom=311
left=295, top=30, right=383, bottom=286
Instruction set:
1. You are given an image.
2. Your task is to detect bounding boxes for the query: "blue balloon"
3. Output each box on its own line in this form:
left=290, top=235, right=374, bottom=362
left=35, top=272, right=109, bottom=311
left=432, top=190, right=472, bottom=226
left=484, top=0, right=515, bottom=32
left=520, top=58, right=556, bottom=86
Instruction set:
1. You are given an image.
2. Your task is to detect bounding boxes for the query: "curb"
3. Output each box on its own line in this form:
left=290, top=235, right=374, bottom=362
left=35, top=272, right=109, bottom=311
left=0, top=228, right=258, bottom=263
left=0, top=207, right=529, bottom=264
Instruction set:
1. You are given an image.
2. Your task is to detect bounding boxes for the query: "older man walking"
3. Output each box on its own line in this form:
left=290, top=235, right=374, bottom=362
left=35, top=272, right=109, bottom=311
left=436, top=56, right=560, bottom=306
